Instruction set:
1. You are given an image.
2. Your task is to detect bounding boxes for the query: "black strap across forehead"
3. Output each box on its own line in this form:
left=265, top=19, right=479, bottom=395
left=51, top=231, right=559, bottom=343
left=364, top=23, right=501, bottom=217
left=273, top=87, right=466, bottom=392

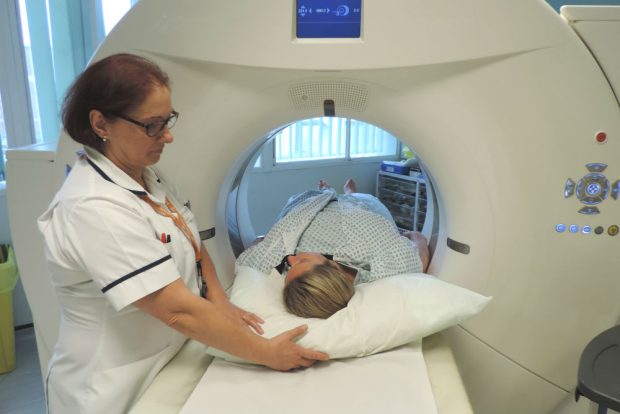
left=335, top=261, right=358, bottom=277
left=274, top=253, right=335, bottom=274
left=275, top=255, right=290, bottom=275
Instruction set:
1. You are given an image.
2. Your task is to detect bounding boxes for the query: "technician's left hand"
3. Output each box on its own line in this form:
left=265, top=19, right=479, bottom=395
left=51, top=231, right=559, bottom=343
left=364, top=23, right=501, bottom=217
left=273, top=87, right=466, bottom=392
left=217, top=300, right=264, bottom=335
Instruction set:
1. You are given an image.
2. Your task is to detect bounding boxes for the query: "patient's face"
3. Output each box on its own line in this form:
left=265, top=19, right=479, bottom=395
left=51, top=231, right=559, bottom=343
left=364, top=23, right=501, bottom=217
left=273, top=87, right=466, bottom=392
left=284, top=252, right=329, bottom=285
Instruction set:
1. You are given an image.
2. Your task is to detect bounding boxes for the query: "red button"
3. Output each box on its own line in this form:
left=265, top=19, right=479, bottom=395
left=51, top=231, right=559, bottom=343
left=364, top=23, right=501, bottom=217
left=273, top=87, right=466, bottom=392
left=596, top=131, right=607, bottom=143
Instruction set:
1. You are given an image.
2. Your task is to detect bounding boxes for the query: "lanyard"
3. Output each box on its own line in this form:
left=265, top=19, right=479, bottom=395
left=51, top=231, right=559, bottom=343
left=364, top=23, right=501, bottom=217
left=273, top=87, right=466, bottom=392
left=140, top=195, right=207, bottom=297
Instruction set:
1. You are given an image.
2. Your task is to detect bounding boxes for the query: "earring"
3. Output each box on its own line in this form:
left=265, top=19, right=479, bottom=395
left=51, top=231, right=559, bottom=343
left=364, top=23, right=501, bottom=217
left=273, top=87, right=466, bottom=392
left=101, top=135, right=108, bottom=142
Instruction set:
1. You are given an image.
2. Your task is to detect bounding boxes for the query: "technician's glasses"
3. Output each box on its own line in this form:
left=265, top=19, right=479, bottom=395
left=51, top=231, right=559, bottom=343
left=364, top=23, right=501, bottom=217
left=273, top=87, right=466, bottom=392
left=114, top=110, right=179, bottom=137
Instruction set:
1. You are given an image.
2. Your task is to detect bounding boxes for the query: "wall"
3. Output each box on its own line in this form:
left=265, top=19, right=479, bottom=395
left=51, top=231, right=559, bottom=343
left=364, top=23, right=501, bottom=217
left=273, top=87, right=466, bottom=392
left=0, top=185, right=9, bottom=244
left=241, top=160, right=383, bottom=238
left=0, top=184, right=33, bottom=327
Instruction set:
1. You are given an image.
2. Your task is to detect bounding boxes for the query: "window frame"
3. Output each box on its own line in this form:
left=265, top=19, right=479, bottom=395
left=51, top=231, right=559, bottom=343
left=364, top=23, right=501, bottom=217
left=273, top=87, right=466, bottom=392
left=0, top=0, right=36, bottom=151
left=0, top=0, right=138, bottom=183
left=252, top=118, right=402, bottom=172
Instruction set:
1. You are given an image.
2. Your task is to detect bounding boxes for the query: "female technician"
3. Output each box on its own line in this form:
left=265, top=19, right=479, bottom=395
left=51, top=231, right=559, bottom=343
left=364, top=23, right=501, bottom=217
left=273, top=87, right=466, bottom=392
left=38, top=53, right=327, bottom=414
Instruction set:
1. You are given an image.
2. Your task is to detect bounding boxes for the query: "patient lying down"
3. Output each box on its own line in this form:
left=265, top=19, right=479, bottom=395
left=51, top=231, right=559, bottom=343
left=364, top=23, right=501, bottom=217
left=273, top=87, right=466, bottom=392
left=236, top=179, right=430, bottom=319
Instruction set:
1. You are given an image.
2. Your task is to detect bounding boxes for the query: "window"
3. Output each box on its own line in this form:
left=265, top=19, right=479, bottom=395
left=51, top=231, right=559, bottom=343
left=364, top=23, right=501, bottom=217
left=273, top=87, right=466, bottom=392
left=0, top=93, right=7, bottom=181
left=17, top=0, right=42, bottom=143
left=349, top=119, right=398, bottom=159
left=270, top=117, right=398, bottom=166
left=102, top=0, right=134, bottom=34
left=0, top=0, right=138, bottom=182
left=275, top=118, right=347, bottom=162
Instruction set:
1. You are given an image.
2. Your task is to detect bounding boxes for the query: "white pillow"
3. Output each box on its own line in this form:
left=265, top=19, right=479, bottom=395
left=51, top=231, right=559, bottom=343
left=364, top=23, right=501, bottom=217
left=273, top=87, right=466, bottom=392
left=206, top=266, right=491, bottom=362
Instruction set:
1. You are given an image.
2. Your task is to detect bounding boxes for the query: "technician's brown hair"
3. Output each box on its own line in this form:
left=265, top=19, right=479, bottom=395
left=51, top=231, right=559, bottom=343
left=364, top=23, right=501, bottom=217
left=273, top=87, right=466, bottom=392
left=61, top=53, right=170, bottom=153
left=283, top=262, right=355, bottom=319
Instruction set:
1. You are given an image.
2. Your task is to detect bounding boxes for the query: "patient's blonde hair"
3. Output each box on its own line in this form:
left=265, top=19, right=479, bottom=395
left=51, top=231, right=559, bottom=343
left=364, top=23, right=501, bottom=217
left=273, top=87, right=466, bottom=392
left=283, top=263, right=355, bottom=319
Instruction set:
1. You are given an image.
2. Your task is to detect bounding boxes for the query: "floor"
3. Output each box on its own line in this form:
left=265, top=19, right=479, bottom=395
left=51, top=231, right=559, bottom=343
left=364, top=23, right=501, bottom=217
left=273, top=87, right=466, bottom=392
left=0, top=327, right=45, bottom=414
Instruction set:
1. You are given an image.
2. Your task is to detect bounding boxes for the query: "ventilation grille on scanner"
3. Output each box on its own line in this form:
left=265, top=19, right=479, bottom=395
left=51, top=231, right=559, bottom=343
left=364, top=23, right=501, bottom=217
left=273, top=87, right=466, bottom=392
left=288, top=81, right=368, bottom=113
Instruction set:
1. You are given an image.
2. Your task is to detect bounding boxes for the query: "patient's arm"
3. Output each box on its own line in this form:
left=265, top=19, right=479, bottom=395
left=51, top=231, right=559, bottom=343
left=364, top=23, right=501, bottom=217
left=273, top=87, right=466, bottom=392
left=403, top=231, right=430, bottom=272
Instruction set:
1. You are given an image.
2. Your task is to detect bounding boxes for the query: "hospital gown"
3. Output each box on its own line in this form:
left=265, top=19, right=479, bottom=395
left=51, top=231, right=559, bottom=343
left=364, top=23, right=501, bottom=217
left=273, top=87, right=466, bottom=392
left=236, top=188, right=424, bottom=283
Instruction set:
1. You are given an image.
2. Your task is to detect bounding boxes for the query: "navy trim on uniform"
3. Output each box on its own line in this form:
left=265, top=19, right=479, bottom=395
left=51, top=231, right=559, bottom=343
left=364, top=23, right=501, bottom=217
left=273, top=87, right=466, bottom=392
left=87, top=159, right=148, bottom=197
left=101, top=255, right=172, bottom=293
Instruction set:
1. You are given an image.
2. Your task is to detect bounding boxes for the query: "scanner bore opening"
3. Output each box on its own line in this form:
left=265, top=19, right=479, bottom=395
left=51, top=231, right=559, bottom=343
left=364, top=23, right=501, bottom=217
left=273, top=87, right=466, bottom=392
left=225, top=117, right=439, bottom=261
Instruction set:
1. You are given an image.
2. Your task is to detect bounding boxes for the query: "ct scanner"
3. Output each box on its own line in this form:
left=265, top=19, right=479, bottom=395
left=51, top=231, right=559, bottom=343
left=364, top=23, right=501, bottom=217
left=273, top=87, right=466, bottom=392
left=6, top=1, right=620, bottom=413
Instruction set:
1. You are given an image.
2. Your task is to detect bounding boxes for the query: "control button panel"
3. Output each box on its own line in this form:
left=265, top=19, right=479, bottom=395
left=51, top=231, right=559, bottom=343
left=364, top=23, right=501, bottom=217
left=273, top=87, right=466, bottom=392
left=576, top=173, right=609, bottom=205
left=578, top=206, right=600, bottom=215
left=586, top=163, right=607, bottom=173
left=564, top=178, right=575, bottom=198
left=558, top=156, right=618, bottom=235
left=565, top=163, right=615, bottom=214
left=612, top=180, right=620, bottom=200
left=555, top=223, right=620, bottom=236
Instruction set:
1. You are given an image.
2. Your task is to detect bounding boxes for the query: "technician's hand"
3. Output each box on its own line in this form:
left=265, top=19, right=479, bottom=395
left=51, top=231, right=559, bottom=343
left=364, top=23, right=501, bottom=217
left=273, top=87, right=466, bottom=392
left=264, top=325, right=329, bottom=371
left=216, top=300, right=264, bottom=335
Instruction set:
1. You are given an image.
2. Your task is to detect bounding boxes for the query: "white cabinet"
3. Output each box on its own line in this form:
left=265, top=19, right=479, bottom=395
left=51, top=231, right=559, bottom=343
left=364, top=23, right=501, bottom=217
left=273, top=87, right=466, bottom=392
left=6, top=143, right=60, bottom=380
left=376, top=171, right=427, bottom=232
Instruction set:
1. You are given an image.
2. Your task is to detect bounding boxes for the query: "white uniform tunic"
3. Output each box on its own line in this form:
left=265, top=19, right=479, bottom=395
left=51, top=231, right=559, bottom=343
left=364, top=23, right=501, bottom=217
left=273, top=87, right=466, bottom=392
left=38, top=147, right=201, bottom=414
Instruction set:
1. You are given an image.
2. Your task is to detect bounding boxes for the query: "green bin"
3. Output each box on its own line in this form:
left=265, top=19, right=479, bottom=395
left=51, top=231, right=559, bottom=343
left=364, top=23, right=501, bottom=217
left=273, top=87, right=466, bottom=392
left=0, top=244, right=18, bottom=373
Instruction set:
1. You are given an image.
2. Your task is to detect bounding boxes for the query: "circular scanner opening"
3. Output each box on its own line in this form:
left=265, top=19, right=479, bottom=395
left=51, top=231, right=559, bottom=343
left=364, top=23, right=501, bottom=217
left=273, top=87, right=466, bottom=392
left=226, top=117, right=439, bottom=259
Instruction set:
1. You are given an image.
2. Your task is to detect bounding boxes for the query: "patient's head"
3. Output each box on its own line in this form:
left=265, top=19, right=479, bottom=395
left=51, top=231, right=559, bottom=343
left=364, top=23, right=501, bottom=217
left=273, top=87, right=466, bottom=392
left=283, top=253, right=355, bottom=319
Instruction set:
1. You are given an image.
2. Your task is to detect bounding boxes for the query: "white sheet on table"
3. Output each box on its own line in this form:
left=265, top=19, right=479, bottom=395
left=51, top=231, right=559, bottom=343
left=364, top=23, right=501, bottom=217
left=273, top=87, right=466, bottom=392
left=180, top=341, right=438, bottom=414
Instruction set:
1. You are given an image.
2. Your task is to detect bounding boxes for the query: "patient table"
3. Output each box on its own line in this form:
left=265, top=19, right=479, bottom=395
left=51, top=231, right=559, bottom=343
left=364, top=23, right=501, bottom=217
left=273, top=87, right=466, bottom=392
left=130, top=332, right=472, bottom=414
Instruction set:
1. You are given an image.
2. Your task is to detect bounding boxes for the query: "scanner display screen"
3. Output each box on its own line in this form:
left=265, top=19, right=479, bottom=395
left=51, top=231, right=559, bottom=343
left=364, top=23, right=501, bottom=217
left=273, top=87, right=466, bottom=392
left=296, top=0, right=362, bottom=38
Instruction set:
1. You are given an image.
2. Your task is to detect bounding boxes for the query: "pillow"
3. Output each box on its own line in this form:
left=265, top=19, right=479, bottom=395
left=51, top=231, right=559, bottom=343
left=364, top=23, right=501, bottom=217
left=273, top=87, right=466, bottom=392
left=206, top=266, right=491, bottom=362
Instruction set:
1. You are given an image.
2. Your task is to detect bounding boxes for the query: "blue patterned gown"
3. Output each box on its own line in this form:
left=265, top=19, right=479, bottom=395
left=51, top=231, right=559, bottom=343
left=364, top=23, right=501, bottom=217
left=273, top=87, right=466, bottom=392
left=236, top=188, right=424, bottom=284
